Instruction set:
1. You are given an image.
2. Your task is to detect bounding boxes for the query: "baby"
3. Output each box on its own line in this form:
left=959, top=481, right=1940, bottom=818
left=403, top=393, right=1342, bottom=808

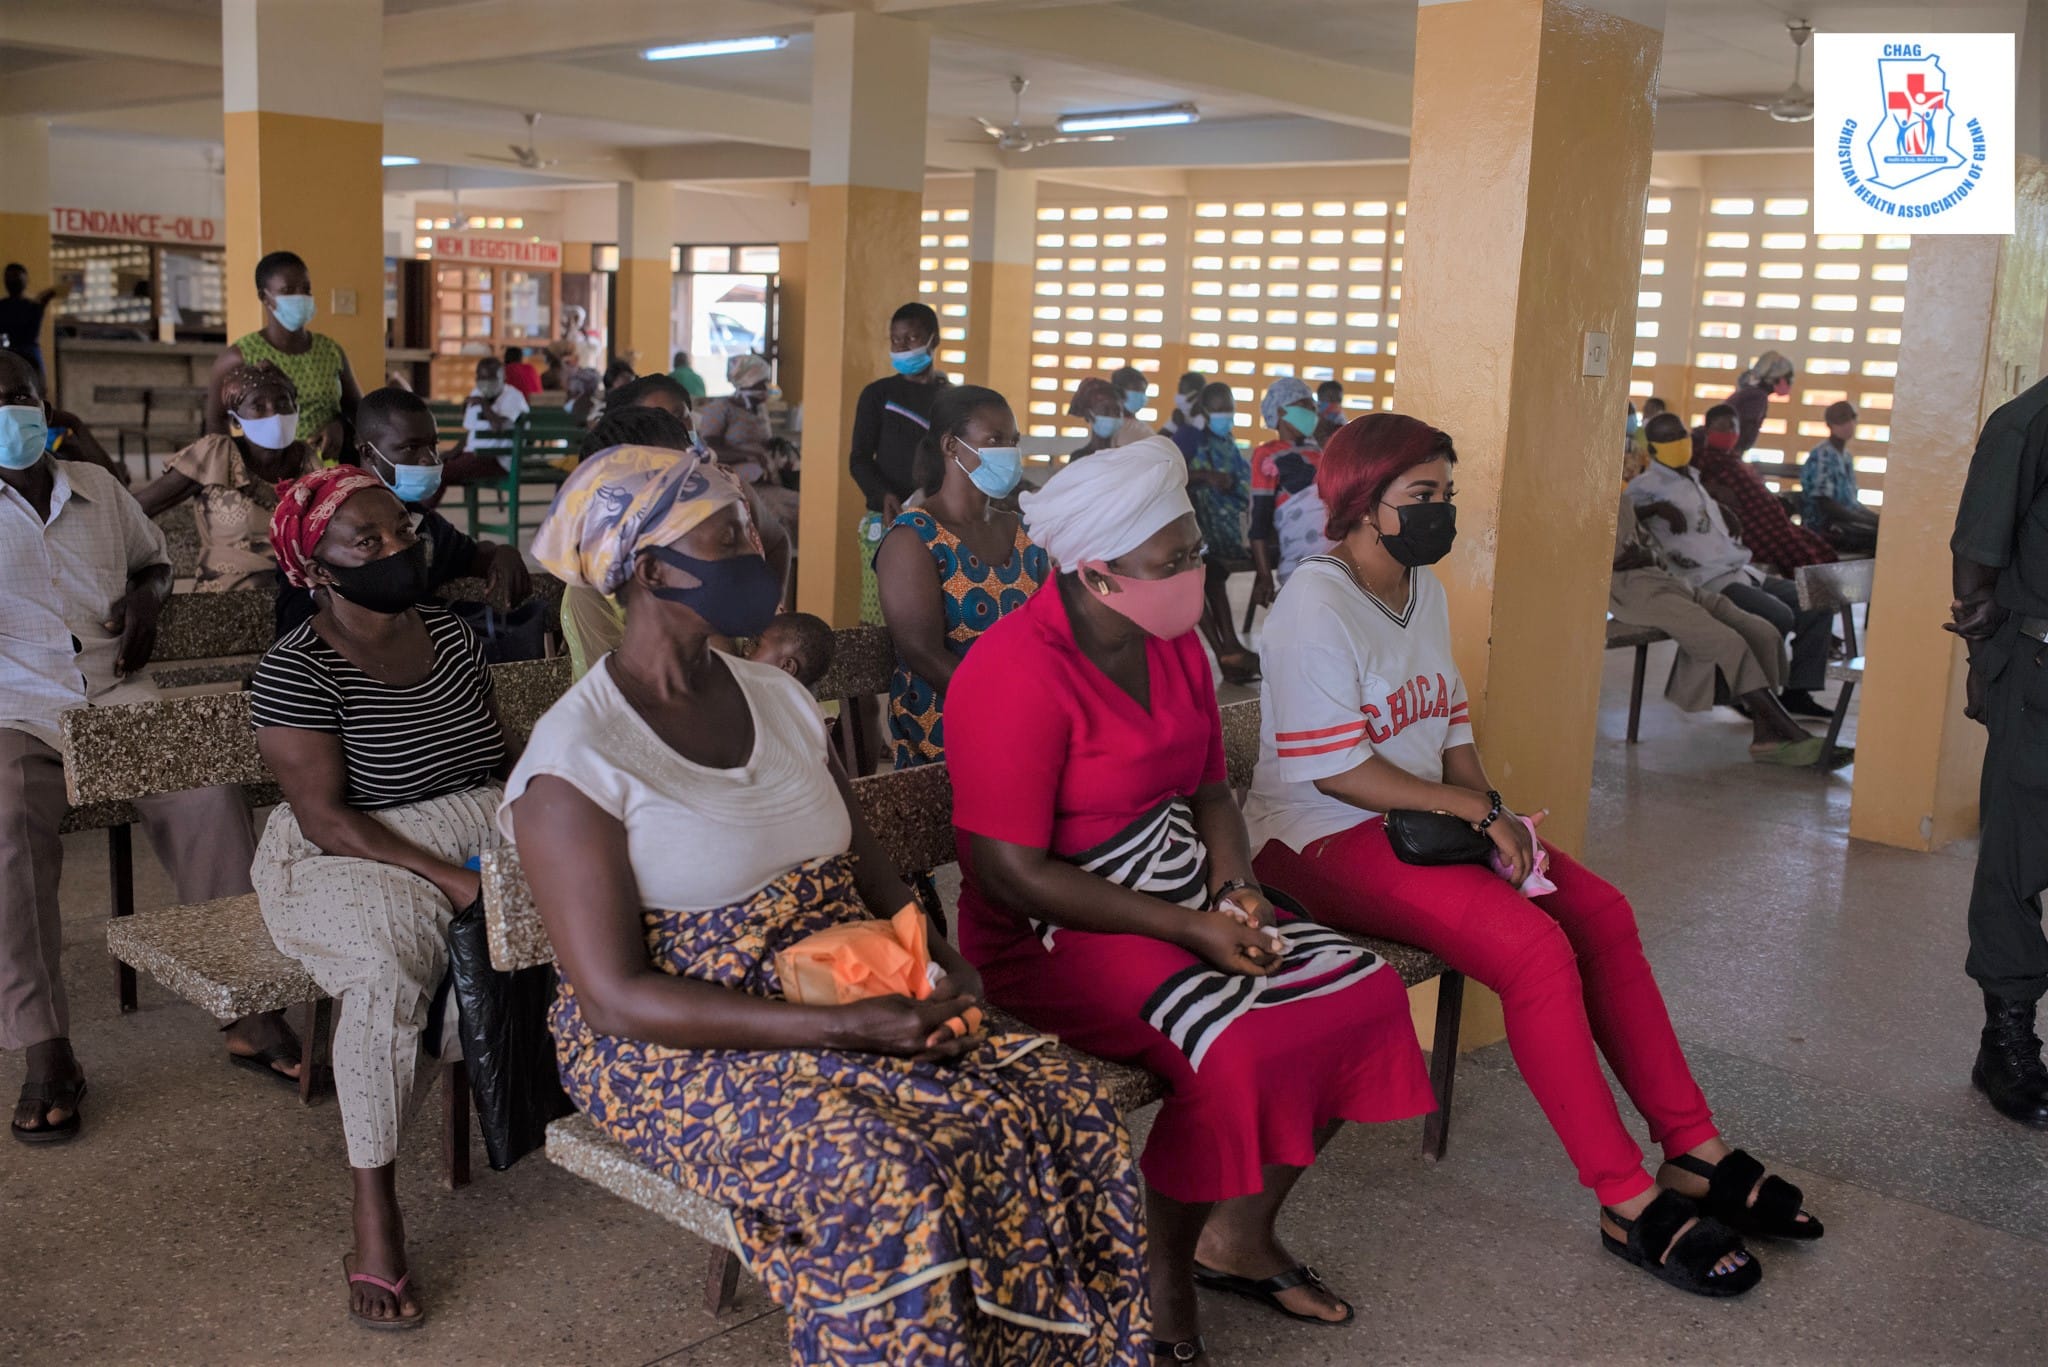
left=746, top=611, right=834, bottom=689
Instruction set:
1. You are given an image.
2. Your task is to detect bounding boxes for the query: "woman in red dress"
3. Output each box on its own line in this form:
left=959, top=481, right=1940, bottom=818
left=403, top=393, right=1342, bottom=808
left=944, top=436, right=1434, bottom=1363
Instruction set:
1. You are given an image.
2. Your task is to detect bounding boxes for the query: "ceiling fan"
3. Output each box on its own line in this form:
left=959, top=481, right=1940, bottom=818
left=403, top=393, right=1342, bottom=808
left=1668, top=19, right=1814, bottom=123
left=963, top=76, right=1120, bottom=153
left=469, top=112, right=559, bottom=169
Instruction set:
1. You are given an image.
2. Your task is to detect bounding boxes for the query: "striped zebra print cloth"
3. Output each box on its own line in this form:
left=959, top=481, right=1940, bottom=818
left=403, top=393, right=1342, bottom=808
left=1059, top=798, right=1387, bottom=1071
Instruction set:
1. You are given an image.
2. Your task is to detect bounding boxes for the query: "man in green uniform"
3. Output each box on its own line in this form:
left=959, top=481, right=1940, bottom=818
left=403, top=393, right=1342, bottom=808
left=1950, top=374, right=2048, bottom=1128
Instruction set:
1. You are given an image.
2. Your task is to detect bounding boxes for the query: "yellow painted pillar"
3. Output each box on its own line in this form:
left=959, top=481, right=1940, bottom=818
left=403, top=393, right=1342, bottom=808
left=1849, top=159, right=2048, bottom=851
left=222, top=0, right=384, bottom=383
left=965, top=168, right=1036, bottom=407
left=0, top=118, right=55, bottom=397
left=614, top=182, right=672, bottom=376
left=777, top=239, right=807, bottom=408
left=796, top=11, right=930, bottom=626
left=1397, top=0, right=1662, bottom=1049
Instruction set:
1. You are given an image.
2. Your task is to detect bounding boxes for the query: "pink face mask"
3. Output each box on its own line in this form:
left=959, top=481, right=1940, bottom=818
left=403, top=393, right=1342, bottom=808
left=1082, top=562, right=1206, bottom=639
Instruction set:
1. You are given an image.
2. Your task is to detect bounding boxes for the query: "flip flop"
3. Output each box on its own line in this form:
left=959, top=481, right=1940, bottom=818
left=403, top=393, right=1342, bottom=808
left=1752, top=737, right=1829, bottom=766
left=10, top=1076, right=86, bottom=1146
left=343, top=1254, right=425, bottom=1331
left=227, top=1042, right=304, bottom=1089
left=1193, top=1261, right=1353, bottom=1325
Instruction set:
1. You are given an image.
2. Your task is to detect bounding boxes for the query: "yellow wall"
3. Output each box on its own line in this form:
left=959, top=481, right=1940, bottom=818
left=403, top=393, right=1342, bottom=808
left=777, top=239, right=807, bottom=408
left=0, top=211, right=53, bottom=391
left=224, top=109, right=385, bottom=383
left=1850, top=157, right=2048, bottom=850
left=966, top=259, right=1032, bottom=409
left=612, top=256, right=670, bottom=375
left=796, top=182, right=924, bottom=626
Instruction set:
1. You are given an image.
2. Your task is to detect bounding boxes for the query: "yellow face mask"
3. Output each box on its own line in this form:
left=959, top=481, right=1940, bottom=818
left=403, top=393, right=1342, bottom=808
left=1648, top=438, right=1691, bottom=469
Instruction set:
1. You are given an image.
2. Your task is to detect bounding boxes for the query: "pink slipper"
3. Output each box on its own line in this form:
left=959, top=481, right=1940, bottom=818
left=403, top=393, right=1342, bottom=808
left=343, top=1254, right=424, bottom=1331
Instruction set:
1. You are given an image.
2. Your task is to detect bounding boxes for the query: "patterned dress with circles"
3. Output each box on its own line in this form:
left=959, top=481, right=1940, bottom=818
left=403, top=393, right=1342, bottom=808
left=885, top=509, right=1049, bottom=769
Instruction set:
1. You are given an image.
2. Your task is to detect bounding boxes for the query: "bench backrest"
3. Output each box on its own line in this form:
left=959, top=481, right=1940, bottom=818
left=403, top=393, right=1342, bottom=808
left=58, top=656, right=572, bottom=806
left=153, top=589, right=276, bottom=661
left=1795, top=558, right=1875, bottom=613
left=481, top=760, right=957, bottom=973
left=813, top=624, right=894, bottom=704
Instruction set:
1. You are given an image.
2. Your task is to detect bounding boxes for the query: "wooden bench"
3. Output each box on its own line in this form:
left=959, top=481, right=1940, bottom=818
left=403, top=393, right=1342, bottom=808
left=487, top=701, right=1461, bottom=1315
left=63, top=658, right=573, bottom=1186
left=1604, top=619, right=1671, bottom=744
left=1796, top=558, right=1875, bottom=769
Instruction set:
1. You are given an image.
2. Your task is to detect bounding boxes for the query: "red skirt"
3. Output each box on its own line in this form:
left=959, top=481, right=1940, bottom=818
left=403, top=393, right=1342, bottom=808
left=961, top=890, right=1435, bottom=1204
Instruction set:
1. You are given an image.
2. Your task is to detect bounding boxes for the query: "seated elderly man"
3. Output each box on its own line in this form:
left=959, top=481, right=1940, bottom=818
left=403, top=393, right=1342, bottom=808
left=1629, top=411, right=1839, bottom=721
left=1609, top=456, right=1842, bottom=766
left=0, top=350, right=296, bottom=1144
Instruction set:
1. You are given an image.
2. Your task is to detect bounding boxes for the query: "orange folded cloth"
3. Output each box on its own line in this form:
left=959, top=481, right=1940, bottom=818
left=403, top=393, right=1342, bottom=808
left=775, top=904, right=982, bottom=1041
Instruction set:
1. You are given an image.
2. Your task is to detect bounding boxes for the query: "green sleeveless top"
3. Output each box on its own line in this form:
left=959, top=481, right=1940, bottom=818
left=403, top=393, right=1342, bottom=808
left=234, top=331, right=346, bottom=437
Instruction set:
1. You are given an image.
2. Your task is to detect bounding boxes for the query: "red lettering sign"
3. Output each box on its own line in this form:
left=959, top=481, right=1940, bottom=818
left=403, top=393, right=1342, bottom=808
left=430, top=233, right=562, bottom=268
left=50, top=207, right=221, bottom=245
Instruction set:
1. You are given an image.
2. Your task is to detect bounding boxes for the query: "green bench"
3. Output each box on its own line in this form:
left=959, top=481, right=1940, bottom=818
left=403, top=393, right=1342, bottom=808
left=461, top=409, right=587, bottom=544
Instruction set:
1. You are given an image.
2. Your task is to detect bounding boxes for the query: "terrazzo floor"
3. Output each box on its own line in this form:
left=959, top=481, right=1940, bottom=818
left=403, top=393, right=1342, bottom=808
left=5, top=627, right=2045, bottom=1366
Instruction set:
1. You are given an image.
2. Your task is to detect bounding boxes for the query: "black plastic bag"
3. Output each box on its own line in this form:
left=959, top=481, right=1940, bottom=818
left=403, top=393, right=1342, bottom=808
left=447, top=599, right=551, bottom=663
left=443, top=896, right=572, bottom=1170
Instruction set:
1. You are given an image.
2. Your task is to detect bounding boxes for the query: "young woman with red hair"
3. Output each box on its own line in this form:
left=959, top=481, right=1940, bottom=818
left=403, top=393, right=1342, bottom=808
left=1243, top=413, right=1824, bottom=1299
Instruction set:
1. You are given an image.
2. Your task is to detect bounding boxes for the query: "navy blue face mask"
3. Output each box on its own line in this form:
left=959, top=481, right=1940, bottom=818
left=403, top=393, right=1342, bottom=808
left=644, top=544, right=781, bottom=637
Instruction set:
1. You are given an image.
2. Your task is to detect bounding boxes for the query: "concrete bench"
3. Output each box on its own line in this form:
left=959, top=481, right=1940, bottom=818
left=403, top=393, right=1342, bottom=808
left=487, top=703, right=1461, bottom=1316
left=1796, top=559, right=1875, bottom=769
left=62, top=657, right=574, bottom=1185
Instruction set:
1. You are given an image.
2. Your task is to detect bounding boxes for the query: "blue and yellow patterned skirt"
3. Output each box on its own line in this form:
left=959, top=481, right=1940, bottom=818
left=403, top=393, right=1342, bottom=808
left=550, top=855, right=1149, bottom=1366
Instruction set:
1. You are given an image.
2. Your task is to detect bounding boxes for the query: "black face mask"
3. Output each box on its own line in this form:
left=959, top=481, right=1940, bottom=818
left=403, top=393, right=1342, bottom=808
left=1378, top=501, right=1457, bottom=568
left=644, top=545, right=782, bottom=638
left=317, top=540, right=429, bottom=615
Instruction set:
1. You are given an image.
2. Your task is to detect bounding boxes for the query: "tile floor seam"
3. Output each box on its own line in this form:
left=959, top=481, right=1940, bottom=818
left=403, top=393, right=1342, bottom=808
left=637, top=1307, right=784, bottom=1367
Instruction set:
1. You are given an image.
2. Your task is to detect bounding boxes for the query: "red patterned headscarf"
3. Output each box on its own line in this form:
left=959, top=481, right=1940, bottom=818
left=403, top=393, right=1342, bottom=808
left=270, top=467, right=389, bottom=587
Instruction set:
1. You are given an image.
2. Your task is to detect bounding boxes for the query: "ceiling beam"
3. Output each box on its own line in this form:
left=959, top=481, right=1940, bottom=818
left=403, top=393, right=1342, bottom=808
left=381, top=0, right=816, bottom=73
left=384, top=61, right=814, bottom=148
left=1010, top=117, right=1408, bottom=171
left=931, top=6, right=1414, bottom=135
left=0, top=59, right=221, bottom=118
left=630, top=142, right=813, bottom=182
left=0, top=3, right=220, bottom=68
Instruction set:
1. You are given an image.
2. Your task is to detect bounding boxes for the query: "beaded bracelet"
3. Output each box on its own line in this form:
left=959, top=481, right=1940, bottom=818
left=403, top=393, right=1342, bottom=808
left=1474, top=791, right=1505, bottom=834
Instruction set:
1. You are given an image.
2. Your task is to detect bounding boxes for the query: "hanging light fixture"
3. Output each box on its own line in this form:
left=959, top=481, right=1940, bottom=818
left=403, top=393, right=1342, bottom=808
left=1056, top=103, right=1200, bottom=134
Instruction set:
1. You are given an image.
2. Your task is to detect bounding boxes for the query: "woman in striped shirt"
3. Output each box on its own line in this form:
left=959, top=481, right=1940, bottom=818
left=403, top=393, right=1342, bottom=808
left=248, top=467, right=512, bottom=1332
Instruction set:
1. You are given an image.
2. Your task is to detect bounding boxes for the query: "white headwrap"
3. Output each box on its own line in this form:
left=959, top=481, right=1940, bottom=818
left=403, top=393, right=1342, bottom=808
left=1021, top=435, right=1194, bottom=568
left=727, top=353, right=772, bottom=388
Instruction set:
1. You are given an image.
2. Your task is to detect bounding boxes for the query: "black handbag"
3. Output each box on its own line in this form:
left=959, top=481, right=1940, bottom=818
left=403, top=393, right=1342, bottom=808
left=441, top=895, right=573, bottom=1171
left=1383, top=809, right=1494, bottom=867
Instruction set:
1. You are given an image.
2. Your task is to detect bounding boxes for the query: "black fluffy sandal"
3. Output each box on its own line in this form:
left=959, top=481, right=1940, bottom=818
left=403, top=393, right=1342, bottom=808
left=1664, top=1149, right=1824, bottom=1240
left=1601, top=1190, right=1761, bottom=1298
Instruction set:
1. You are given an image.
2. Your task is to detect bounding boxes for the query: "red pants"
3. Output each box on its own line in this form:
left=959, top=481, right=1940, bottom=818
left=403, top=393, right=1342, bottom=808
left=1253, top=819, right=1717, bottom=1205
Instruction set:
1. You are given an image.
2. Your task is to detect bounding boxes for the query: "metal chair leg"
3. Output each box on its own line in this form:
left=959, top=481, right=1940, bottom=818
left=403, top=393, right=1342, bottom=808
left=1421, top=970, right=1465, bottom=1162
left=1817, top=679, right=1856, bottom=770
left=442, top=1060, right=471, bottom=1190
left=1627, top=644, right=1649, bottom=744
left=705, top=1247, right=742, bottom=1314
left=108, top=825, right=136, bottom=1012
left=1840, top=604, right=1859, bottom=658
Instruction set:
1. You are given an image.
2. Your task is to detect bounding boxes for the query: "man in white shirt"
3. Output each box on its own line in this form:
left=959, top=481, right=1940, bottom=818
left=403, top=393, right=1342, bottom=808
left=459, top=355, right=530, bottom=473
left=0, top=350, right=284, bottom=1142
left=1627, top=411, right=1835, bottom=717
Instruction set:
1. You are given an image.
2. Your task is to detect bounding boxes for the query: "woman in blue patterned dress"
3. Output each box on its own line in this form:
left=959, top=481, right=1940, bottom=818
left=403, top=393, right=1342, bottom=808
left=1170, top=380, right=1261, bottom=684
left=876, top=385, right=1049, bottom=768
left=508, top=445, right=1147, bottom=1365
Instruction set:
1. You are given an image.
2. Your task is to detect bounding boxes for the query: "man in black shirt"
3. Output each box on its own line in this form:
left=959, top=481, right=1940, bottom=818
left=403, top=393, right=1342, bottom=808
left=849, top=300, right=949, bottom=624
left=274, top=387, right=530, bottom=635
left=0, top=264, right=57, bottom=379
left=1949, top=374, right=2048, bottom=1127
